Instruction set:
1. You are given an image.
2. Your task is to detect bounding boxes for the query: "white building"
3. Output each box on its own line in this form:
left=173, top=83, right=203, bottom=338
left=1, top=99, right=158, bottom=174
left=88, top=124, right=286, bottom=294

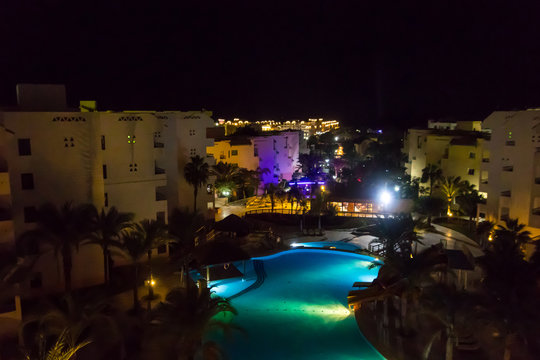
left=478, top=110, right=540, bottom=246
left=403, top=121, right=486, bottom=193
left=0, top=84, right=216, bottom=292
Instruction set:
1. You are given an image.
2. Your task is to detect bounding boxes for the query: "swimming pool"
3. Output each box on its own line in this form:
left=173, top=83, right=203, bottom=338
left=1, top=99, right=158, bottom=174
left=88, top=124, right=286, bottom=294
left=208, top=248, right=385, bottom=359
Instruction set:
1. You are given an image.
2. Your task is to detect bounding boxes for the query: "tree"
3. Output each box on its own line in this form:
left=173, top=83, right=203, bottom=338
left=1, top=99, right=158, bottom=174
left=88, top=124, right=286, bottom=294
left=477, top=225, right=539, bottom=360
left=415, top=196, right=446, bottom=226
left=131, top=219, right=169, bottom=301
left=184, top=155, right=210, bottom=212
left=19, top=202, right=94, bottom=292
left=147, top=285, right=238, bottom=360
left=119, top=230, right=155, bottom=312
left=234, top=168, right=253, bottom=199
left=23, top=328, right=91, bottom=360
left=264, top=183, right=279, bottom=212
left=421, top=164, right=443, bottom=197
left=456, top=189, right=484, bottom=224
left=21, top=295, right=119, bottom=360
left=251, top=167, right=270, bottom=196
left=495, top=218, right=532, bottom=254
left=437, top=176, right=467, bottom=216
left=87, top=206, right=133, bottom=285
left=210, top=162, right=240, bottom=197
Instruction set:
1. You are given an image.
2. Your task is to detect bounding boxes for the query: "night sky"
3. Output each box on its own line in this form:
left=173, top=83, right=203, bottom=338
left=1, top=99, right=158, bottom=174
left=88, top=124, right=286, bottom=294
left=1, top=0, right=540, bottom=128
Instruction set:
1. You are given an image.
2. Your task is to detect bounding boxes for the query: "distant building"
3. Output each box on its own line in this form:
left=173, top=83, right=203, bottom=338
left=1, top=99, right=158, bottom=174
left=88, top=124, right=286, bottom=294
left=403, top=120, right=487, bottom=194
left=0, top=84, right=215, bottom=293
left=206, top=131, right=303, bottom=186
left=478, top=110, right=540, bottom=248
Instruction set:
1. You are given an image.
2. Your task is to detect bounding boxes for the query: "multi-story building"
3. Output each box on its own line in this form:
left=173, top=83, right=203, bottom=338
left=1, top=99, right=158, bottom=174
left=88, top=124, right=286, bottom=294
left=403, top=121, right=487, bottom=193
left=478, top=110, right=540, bottom=243
left=206, top=131, right=303, bottom=186
left=0, top=84, right=215, bottom=292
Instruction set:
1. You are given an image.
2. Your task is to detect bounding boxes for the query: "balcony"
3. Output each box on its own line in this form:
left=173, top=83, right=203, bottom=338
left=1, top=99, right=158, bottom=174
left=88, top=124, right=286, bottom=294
left=501, top=214, right=510, bottom=221
left=535, top=178, right=540, bottom=184
left=505, top=140, right=515, bottom=146
left=482, top=158, right=490, bottom=163
left=502, top=165, right=513, bottom=172
left=154, top=142, right=164, bottom=148
left=501, top=190, right=511, bottom=197
left=155, top=191, right=166, bottom=201
left=155, top=166, right=165, bottom=175
left=532, top=208, right=540, bottom=216
left=481, top=179, right=488, bottom=185
left=0, top=158, right=7, bottom=172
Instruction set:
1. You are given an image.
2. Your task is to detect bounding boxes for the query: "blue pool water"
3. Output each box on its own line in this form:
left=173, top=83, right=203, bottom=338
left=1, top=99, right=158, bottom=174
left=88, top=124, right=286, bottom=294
left=208, top=248, right=385, bottom=359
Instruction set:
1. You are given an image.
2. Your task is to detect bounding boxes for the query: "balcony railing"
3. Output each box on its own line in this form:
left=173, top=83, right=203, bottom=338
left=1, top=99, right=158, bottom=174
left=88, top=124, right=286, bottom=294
left=482, top=158, right=490, bottom=163
left=480, top=179, right=488, bottom=184
left=501, top=190, right=511, bottom=197
left=501, top=214, right=510, bottom=221
left=502, top=165, right=514, bottom=172
left=155, top=192, right=166, bottom=201
left=154, top=142, right=164, bottom=148
left=505, top=140, right=515, bottom=146
left=532, top=207, right=540, bottom=216
left=155, top=167, right=165, bottom=175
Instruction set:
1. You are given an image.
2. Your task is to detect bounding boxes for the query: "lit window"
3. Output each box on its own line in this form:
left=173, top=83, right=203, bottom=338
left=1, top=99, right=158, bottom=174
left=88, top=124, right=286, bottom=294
left=231, top=150, right=238, bottom=156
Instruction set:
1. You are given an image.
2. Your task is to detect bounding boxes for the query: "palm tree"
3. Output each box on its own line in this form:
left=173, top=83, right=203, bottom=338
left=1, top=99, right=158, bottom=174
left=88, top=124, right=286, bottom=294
left=264, top=183, right=279, bottom=212
left=477, top=227, right=538, bottom=360
left=437, top=176, right=467, bottom=216
left=495, top=218, right=532, bottom=254
left=184, top=155, right=210, bottom=212
left=148, top=285, right=238, bottom=360
left=18, top=202, right=94, bottom=292
left=87, top=206, right=133, bottom=285
left=476, top=220, right=495, bottom=249
left=456, top=189, right=484, bottom=225
left=132, top=220, right=169, bottom=301
left=210, top=162, right=240, bottom=197
left=364, top=216, right=422, bottom=257
left=253, top=167, right=270, bottom=196
left=119, top=230, right=154, bottom=312
left=24, top=328, right=91, bottom=360
left=234, top=168, right=253, bottom=199
left=168, top=208, right=205, bottom=288
left=421, top=164, right=443, bottom=197
left=21, top=295, right=119, bottom=359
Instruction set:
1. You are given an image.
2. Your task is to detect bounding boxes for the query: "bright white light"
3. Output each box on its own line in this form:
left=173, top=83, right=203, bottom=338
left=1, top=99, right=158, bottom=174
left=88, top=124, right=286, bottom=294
left=222, top=190, right=230, bottom=196
left=379, top=190, right=392, bottom=205
left=394, top=185, right=400, bottom=192
left=334, top=136, right=339, bottom=141
left=325, top=159, right=330, bottom=163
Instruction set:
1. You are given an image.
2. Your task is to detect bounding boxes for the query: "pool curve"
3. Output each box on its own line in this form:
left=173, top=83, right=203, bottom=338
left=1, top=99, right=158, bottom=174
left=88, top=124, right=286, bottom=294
left=207, top=248, right=386, bottom=359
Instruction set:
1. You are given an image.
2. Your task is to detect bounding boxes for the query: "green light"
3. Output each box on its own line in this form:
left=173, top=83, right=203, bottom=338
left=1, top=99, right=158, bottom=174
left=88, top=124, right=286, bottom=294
left=128, top=135, right=131, bottom=138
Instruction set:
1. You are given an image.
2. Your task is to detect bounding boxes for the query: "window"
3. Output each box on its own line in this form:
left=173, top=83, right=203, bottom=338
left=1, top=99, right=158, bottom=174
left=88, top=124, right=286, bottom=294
left=190, top=148, right=197, bottom=156
left=469, top=152, right=476, bottom=159
left=30, top=272, right=42, bottom=288
left=101, top=135, right=106, bottom=150
left=231, top=150, right=238, bottom=156
left=157, top=244, right=167, bottom=254
left=63, top=137, right=74, bottom=148
left=254, top=146, right=259, bottom=157
left=21, top=173, right=34, bottom=190
left=189, top=129, right=196, bottom=136
left=129, top=163, right=138, bottom=172
left=24, top=206, right=38, bottom=223
left=103, top=165, right=107, bottom=179
left=468, top=169, right=475, bottom=175
left=18, top=139, right=31, bottom=156
left=285, top=136, right=288, bottom=149
left=104, top=193, right=108, bottom=207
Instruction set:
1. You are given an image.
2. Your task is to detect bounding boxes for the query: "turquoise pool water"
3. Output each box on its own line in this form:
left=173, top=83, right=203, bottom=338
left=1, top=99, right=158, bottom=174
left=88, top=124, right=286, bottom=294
left=208, top=248, right=385, bottom=359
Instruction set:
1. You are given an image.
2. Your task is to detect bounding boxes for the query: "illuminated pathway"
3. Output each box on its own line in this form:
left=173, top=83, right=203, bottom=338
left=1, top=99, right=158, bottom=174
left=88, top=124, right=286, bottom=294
left=208, top=249, right=385, bottom=360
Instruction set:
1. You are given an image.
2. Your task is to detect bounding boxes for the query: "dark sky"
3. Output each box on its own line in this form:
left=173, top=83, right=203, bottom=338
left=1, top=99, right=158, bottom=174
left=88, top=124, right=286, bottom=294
left=1, top=0, right=540, bottom=128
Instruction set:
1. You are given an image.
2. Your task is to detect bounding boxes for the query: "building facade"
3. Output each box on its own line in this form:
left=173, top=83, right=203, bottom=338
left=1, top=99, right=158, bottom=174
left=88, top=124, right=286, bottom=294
left=0, top=84, right=216, bottom=292
left=206, top=131, right=302, bottom=185
left=478, top=110, right=540, bottom=243
left=403, top=121, right=486, bottom=193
